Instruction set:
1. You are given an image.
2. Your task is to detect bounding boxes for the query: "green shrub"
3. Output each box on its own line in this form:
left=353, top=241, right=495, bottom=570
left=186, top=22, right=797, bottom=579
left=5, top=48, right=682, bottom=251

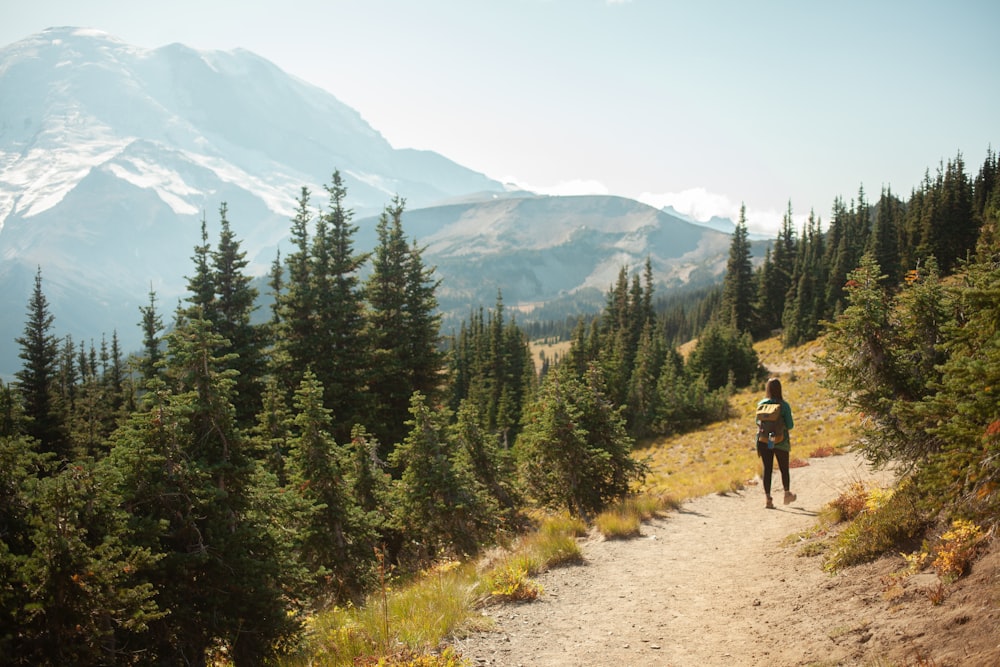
left=824, top=480, right=927, bottom=571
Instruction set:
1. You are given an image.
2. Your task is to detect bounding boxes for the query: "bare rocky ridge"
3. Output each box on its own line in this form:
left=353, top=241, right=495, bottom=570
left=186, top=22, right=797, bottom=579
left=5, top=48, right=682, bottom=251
left=454, top=452, right=1000, bottom=666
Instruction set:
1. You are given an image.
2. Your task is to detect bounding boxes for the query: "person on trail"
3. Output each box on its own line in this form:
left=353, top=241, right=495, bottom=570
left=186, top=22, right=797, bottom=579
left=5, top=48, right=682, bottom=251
left=756, top=377, right=796, bottom=509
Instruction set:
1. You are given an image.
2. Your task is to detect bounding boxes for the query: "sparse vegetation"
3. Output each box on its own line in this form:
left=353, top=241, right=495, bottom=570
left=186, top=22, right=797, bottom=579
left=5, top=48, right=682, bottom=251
left=823, top=480, right=928, bottom=572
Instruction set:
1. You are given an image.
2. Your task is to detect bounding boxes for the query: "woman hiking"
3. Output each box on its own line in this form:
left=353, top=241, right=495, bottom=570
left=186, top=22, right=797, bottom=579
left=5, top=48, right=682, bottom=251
left=756, top=377, right=796, bottom=509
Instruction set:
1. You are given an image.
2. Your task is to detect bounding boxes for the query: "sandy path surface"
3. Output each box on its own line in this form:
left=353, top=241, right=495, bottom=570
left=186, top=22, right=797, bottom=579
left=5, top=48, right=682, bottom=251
left=454, top=453, right=1000, bottom=666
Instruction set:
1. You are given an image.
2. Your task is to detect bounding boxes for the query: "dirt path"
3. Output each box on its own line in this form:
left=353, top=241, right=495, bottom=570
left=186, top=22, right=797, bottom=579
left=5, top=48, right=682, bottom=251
left=454, top=453, right=1000, bottom=666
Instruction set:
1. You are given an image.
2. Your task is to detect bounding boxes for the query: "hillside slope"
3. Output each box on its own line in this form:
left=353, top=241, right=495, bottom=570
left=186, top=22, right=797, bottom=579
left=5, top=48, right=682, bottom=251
left=455, top=339, right=1000, bottom=666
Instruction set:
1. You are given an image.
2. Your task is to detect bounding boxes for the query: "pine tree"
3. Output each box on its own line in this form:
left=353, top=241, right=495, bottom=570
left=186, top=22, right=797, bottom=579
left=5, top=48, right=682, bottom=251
left=107, top=317, right=304, bottom=663
left=310, top=171, right=371, bottom=442
left=285, top=370, right=370, bottom=600
left=15, top=268, right=67, bottom=459
left=210, top=203, right=264, bottom=427
left=389, top=392, right=498, bottom=560
left=365, top=196, right=443, bottom=453
left=137, top=287, right=164, bottom=387
left=720, top=205, right=755, bottom=332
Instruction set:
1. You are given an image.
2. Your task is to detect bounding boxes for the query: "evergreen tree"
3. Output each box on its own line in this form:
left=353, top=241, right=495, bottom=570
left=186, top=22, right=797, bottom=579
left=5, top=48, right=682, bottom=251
left=286, top=370, right=367, bottom=601
left=186, top=214, right=215, bottom=315
left=8, top=458, right=161, bottom=665
left=515, top=365, right=643, bottom=518
left=916, top=218, right=1000, bottom=516
left=451, top=400, right=519, bottom=521
left=448, top=294, right=535, bottom=447
left=686, top=321, right=762, bottom=391
left=389, top=393, right=497, bottom=561
left=365, top=196, right=443, bottom=453
left=107, top=318, right=304, bottom=664
left=310, top=171, right=371, bottom=443
left=273, top=187, right=317, bottom=395
left=625, top=320, right=666, bottom=439
left=818, top=253, right=933, bottom=469
left=824, top=189, right=871, bottom=319
left=783, top=212, right=827, bottom=346
left=15, top=268, right=67, bottom=458
left=210, top=203, right=264, bottom=427
left=720, top=205, right=755, bottom=332
left=867, top=187, right=904, bottom=287
left=137, top=287, right=164, bottom=386
left=754, top=203, right=796, bottom=336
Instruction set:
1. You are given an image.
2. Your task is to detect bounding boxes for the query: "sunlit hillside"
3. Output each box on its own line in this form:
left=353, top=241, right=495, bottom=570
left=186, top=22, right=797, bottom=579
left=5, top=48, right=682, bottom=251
left=638, top=336, right=858, bottom=500
left=530, top=335, right=860, bottom=503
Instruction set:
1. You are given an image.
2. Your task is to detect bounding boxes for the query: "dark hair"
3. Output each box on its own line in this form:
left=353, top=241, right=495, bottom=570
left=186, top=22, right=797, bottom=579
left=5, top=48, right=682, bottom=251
left=765, top=377, right=783, bottom=403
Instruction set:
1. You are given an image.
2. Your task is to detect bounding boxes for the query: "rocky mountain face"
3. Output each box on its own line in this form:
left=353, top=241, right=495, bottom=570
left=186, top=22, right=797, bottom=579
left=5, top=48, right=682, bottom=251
left=359, top=193, right=734, bottom=327
left=0, top=27, right=735, bottom=378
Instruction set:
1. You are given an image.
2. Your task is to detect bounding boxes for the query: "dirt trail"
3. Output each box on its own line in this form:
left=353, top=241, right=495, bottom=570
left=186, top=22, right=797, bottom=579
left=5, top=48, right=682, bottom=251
left=454, top=453, right=1000, bottom=666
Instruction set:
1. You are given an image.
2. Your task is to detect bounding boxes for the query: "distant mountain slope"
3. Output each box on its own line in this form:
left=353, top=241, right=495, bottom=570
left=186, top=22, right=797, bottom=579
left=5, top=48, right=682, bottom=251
left=0, top=27, right=743, bottom=379
left=0, top=27, right=503, bottom=376
left=380, top=194, right=735, bottom=319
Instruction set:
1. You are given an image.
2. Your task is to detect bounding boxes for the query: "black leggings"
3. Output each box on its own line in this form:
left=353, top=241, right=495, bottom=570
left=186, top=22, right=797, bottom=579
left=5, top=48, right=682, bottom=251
left=757, top=443, right=790, bottom=496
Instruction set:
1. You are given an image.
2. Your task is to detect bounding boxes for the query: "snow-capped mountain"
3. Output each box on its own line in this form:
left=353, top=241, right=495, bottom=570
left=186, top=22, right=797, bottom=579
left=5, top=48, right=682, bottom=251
left=0, top=28, right=740, bottom=379
left=0, top=27, right=502, bottom=376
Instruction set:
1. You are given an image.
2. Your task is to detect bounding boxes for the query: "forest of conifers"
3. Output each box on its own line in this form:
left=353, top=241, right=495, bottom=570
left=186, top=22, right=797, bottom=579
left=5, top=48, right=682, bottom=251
left=1, top=149, right=997, bottom=664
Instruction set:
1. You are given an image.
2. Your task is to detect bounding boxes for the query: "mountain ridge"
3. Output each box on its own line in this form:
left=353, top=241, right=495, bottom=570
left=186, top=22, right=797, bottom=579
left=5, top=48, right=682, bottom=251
left=0, top=27, right=741, bottom=378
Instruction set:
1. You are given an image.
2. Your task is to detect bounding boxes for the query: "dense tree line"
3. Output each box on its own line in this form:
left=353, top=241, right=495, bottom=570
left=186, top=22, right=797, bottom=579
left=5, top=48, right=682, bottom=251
left=819, top=188, right=1000, bottom=523
left=760, top=150, right=997, bottom=347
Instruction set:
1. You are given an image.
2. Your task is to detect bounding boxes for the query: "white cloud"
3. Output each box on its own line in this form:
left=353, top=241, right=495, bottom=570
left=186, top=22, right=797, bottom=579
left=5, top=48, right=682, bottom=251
left=504, top=176, right=610, bottom=197
left=638, top=187, right=788, bottom=237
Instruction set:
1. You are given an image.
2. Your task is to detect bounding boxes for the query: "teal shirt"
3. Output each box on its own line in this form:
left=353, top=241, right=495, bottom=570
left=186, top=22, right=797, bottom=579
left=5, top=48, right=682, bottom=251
left=757, top=398, right=794, bottom=452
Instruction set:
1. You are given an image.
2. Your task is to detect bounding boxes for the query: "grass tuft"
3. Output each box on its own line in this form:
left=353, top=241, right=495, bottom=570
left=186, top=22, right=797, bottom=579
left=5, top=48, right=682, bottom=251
left=594, top=511, right=641, bottom=539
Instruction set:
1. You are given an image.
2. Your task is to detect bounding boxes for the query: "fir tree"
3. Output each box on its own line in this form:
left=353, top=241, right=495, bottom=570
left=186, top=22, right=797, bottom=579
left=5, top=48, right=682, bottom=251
left=365, top=196, right=443, bottom=453
left=137, top=287, right=164, bottom=386
left=515, top=365, right=643, bottom=518
left=108, top=317, right=304, bottom=664
left=286, top=370, right=367, bottom=600
left=389, top=392, right=498, bottom=560
left=867, top=187, right=904, bottom=286
left=720, top=205, right=755, bottom=332
left=9, top=458, right=161, bottom=665
left=310, top=171, right=371, bottom=443
left=15, top=268, right=67, bottom=459
left=273, top=187, right=316, bottom=396
left=210, top=203, right=264, bottom=427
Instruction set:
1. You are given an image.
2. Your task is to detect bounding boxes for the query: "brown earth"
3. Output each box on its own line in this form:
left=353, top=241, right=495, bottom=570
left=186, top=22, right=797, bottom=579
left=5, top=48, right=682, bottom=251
left=454, top=452, right=1000, bottom=666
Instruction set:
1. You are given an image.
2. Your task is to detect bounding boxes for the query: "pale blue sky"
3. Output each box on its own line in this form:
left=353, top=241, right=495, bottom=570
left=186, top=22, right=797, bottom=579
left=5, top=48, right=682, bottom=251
left=2, top=0, right=997, bottom=234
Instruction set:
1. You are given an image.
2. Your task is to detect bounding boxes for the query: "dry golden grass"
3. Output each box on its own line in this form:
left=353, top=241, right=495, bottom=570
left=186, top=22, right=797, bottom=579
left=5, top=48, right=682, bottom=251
left=528, top=339, right=572, bottom=375
left=636, top=336, right=858, bottom=503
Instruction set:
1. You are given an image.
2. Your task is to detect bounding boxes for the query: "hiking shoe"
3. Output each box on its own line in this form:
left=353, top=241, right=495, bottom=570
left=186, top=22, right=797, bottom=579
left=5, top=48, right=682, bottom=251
left=765, top=496, right=774, bottom=509
left=783, top=491, right=797, bottom=505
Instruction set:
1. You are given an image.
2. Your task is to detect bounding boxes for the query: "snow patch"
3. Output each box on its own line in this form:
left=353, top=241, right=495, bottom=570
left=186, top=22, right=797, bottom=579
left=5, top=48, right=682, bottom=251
left=106, top=158, right=201, bottom=215
left=182, top=151, right=298, bottom=216
left=0, top=117, right=130, bottom=223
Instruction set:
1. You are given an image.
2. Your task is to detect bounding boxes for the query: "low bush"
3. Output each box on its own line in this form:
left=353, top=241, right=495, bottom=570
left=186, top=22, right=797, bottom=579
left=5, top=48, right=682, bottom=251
left=824, top=480, right=927, bottom=571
